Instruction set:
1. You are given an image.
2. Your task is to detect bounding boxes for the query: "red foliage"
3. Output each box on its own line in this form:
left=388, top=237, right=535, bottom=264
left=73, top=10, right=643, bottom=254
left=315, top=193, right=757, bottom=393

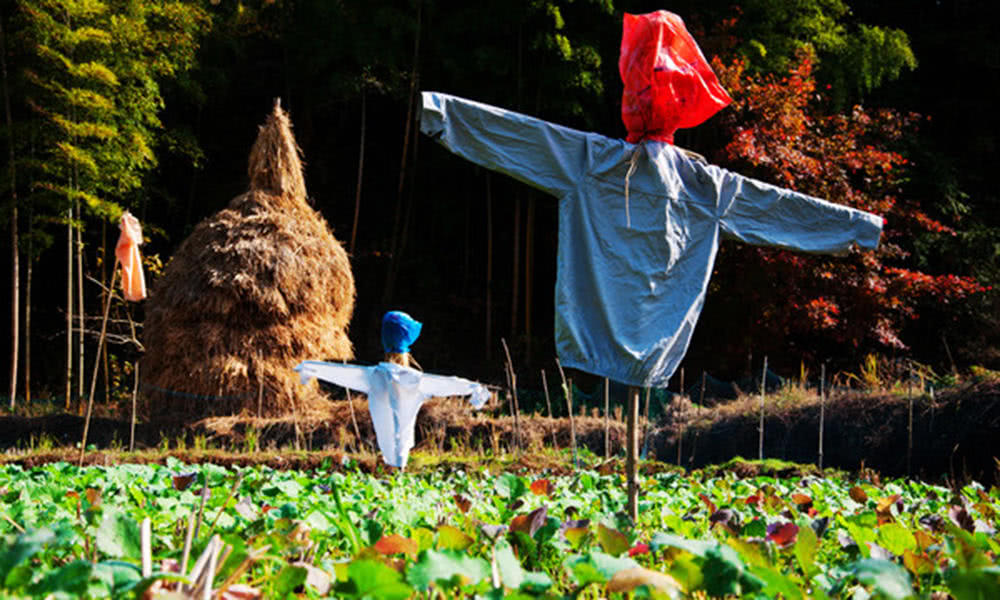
left=708, top=52, right=985, bottom=351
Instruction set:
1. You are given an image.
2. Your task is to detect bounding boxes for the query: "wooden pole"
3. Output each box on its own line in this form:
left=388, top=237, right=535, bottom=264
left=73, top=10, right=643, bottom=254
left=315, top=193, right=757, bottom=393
left=80, top=258, right=118, bottom=467
left=501, top=338, right=520, bottom=453
left=129, top=362, right=139, bottom=452
left=626, top=386, right=640, bottom=522
left=541, top=369, right=557, bottom=448
left=758, top=356, right=767, bottom=461
left=818, top=363, right=825, bottom=470
left=907, top=363, right=913, bottom=476
left=556, top=358, right=576, bottom=468
left=641, top=386, right=651, bottom=459
left=603, top=377, right=610, bottom=457
left=677, top=368, right=684, bottom=466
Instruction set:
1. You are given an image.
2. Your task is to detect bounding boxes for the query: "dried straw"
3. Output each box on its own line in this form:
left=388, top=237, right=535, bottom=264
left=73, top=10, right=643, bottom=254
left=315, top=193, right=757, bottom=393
left=141, top=100, right=355, bottom=421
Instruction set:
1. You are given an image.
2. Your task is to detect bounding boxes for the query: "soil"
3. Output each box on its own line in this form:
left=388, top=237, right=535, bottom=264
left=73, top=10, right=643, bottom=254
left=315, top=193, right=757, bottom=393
left=1, top=380, right=997, bottom=484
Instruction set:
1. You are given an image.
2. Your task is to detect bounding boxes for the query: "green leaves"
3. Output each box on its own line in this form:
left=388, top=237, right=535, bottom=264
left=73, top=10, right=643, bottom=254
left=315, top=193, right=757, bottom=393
left=406, top=549, right=490, bottom=592
left=95, top=509, right=141, bottom=560
left=334, top=560, right=412, bottom=600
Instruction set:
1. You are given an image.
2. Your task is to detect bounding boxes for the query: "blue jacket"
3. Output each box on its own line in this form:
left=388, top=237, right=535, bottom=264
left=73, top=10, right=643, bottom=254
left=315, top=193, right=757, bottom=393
left=421, top=92, right=883, bottom=388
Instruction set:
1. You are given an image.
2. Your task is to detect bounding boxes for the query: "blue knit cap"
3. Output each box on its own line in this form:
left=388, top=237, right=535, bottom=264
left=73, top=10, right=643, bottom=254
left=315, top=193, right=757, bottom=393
left=381, top=311, right=422, bottom=354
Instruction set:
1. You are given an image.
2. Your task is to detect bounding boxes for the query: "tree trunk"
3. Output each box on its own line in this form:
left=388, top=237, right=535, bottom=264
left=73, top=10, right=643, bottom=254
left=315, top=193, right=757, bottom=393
left=23, top=221, right=31, bottom=404
left=65, top=207, right=73, bottom=410
left=76, top=198, right=84, bottom=412
left=1, top=16, right=19, bottom=410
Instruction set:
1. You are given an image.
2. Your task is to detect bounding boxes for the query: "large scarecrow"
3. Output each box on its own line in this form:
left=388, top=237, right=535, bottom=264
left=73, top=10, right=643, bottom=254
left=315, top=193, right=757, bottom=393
left=420, top=11, right=883, bottom=516
left=420, top=11, right=882, bottom=390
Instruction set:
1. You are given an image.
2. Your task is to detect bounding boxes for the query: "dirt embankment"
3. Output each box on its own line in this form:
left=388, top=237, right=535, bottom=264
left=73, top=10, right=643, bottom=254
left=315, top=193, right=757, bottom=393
left=1, top=381, right=997, bottom=484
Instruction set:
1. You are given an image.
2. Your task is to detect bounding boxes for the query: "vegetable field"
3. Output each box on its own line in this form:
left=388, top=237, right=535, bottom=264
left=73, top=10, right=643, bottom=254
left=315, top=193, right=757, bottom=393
left=1, top=458, right=998, bottom=598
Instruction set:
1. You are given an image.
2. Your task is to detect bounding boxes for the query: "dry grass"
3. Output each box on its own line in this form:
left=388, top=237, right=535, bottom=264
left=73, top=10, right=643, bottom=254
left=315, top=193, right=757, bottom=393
left=141, top=100, right=355, bottom=421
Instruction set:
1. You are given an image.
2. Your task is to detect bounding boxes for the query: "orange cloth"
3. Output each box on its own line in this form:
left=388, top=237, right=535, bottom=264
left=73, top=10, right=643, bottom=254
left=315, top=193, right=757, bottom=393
left=115, top=211, right=146, bottom=301
left=619, top=11, right=732, bottom=144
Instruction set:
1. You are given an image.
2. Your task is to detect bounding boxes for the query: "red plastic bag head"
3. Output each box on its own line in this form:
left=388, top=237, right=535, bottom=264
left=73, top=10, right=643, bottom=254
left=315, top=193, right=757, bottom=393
left=619, top=11, right=732, bottom=144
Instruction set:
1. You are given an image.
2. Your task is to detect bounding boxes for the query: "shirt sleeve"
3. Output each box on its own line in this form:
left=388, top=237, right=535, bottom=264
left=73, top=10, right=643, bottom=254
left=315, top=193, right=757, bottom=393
left=294, top=360, right=371, bottom=394
left=716, top=169, right=883, bottom=254
left=420, top=91, right=590, bottom=198
left=417, top=373, right=491, bottom=409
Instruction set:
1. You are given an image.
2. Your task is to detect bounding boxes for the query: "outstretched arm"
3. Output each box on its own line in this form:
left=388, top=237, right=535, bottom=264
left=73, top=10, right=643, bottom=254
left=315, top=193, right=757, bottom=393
left=418, top=373, right=491, bottom=409
left=717, top=167, right=883, bottom=254
left=294, top=361, right=372, bottom=394
left=421, top=91, right=593, bottom=198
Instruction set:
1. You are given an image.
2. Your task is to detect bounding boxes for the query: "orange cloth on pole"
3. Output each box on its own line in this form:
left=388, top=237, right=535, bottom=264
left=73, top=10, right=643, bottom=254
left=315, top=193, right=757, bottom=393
left=619, top=11, right=732, bottom=144
left=115, top=211, right=146, bottom=302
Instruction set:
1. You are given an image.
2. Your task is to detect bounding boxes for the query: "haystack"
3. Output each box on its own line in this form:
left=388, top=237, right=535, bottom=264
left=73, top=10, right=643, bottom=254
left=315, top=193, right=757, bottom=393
left=141, top=100, right=354, bottom=421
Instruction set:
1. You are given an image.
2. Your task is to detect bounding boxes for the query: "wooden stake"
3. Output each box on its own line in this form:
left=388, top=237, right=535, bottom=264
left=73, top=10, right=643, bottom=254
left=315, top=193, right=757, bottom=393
left=129, top=362, right=139, bottom=452
left=501, top=338, right=520, bottom=452
left=603, top=377, right=610, bottom=457
left=641, top=386, right=651, bottom=459
left=758, top=356, right=767, bottom=461
left=677, top=369, right=684, bottom=467
left=626, top=386, right=640, bottom=522
left=556, top=358, right=576, bottom=468
left=818, top=363, right=825, bottom=470
left=541, top=369, right=556, bottom=448
left=345, top=386, right=364, bottom=453
left=79, top=257, right=118, bottom=467
left=907, top=363, right=913, bottom=476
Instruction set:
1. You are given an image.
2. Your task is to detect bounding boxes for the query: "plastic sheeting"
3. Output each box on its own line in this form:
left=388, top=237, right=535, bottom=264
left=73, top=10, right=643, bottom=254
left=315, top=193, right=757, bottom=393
left=115, top=211, right=146, bottom=302
left=382, top=311, right=423, bottom=354
left=295, top=360, right=488, bottom=467
left=420, top=92, right=883, bottom=388
left=619, top=11, right=732, bottom=144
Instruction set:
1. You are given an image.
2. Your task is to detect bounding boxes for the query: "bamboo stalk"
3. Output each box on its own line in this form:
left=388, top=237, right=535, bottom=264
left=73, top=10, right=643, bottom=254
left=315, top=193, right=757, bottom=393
left=759, top=356, right=767, bottom=461
left=129, top=362, right=139, bottom=452
left=541, top=369, right=556, bottom=448
left=677, top=368, right=684, bottom=466
left=501, top=338, right=520, bottom=453
left=907, top=363, right=913, bottom=476
left=556, top=358, right=576, bottom=468
left=818, top=363, right=825, bottom=470
left=626, top=386, right=639, bottom=522
left=604, top=378, right=610, bottom=457
left=641, top=386, right=651, bottom=459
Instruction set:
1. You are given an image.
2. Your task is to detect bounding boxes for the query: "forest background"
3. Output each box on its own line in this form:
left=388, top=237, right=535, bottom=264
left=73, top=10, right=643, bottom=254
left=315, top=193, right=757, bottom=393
left=1, top=0, right=998, bottom=410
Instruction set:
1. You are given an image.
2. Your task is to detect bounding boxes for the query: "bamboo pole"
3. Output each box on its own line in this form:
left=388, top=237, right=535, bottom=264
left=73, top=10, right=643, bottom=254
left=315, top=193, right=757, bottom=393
left=604, top=377, right=610, bottom=457
left=79, top=258, right=118, bottom=467
left=758, top=356, right=767, bottom=461
left=556, top=358, right=576, bottom=468
left=641, top=386, right=651, bottom=459
left=907, top=363, right=913, bottom=476
left=501, top=338, right=520, bottom=453
left=818, top=363, right=825, bottom=470
left=626, top=386, right=640, bottom=522
left=677, top=368, right=684, bottom=466
left=129, top=362, right=139, bottom=452
left=541, top=369, right=556, bottom=448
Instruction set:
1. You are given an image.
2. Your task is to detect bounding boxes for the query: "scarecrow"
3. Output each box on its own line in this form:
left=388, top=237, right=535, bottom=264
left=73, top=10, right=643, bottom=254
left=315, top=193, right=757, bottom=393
left=296, top=311, right=489, bottom=469
left=420, top=11, right=882, bottom=390
left=419, top=11, right=884, bottom=517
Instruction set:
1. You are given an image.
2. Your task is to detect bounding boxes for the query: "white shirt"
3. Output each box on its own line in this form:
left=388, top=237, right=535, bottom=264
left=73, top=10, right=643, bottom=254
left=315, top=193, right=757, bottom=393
left=295, top=360, right=488, bottom=467
left=420, top=91, right=883, bottom=388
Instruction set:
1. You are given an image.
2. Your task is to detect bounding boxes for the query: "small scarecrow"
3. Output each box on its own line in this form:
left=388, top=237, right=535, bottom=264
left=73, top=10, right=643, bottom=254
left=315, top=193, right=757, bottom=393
left=296, top=311, right=489, bottom=468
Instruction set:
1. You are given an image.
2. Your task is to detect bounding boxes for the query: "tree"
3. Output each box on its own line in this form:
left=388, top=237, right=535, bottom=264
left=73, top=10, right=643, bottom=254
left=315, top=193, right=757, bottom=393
left=14, top=0, right=207, bottom=407
left=692, top=51, right=985, bottom=371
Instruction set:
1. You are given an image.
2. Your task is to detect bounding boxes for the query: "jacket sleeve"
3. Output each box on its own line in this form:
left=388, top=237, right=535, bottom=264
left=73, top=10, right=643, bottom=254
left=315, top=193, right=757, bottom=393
left=420, top=91, right=590, bottom=198
left=294, top=361, right=371, bottom=394
left=716, top=168, right=883, bottom=254
left=417, top=373, right=491, bottom=409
